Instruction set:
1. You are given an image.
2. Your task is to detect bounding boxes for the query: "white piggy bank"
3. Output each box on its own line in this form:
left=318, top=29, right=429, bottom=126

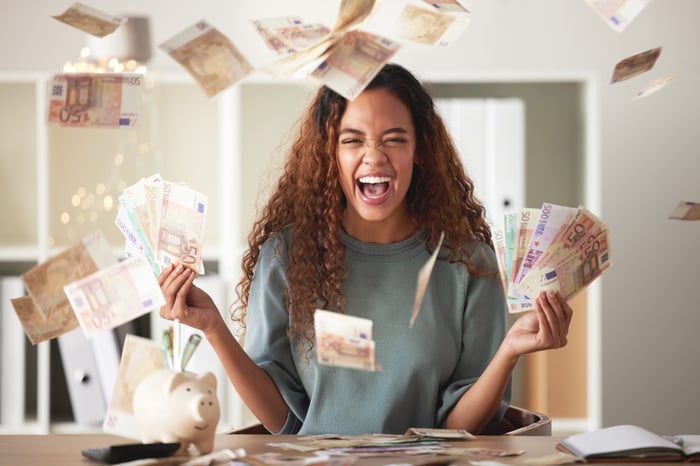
left=132, top=369, right=220, bottom=455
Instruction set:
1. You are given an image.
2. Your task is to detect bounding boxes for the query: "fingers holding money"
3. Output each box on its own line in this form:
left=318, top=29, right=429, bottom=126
left=159, top=263, right=196, bottom=321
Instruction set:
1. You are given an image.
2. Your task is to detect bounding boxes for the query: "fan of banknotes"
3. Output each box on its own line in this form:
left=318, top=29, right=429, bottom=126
left=115, top=173, right=208, bottom=275
left=492, top=203, right=612, bottom=313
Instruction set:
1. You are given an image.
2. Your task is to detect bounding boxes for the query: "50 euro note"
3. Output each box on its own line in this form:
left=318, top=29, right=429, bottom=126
left=252, top=16, right=331, bottom=56
left=160, top=20, right=254, bottom=98
left=48, top=73, right=143, bottom=128
left=64, top=254, right=165, bottom=338
left=156, top=179, right=208, bottom=274
left=310, top=30, right=400, bottom=101
left=314, top=309, right=379, bottom=371
left=583, top=0, right=652, bottom=32
left=669, top=200, right=700, bottom=221
left=516, top=229, right=612, bottom=301
left=14, top=230, right=117, bottom=343
left=397, top=1, right=471, bottom=47
left=52, top=2, right=126, bottom=38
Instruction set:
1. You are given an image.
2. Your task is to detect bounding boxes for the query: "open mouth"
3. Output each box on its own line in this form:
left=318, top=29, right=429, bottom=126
left=357, top=175, right=391, bottom=199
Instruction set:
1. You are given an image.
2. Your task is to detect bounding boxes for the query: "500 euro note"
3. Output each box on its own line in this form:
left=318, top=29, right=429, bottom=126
left=64, top=255, right=165, bottom=338
left=314, top=309, right=379, bottom=371
left=160, top=20, right=254, bottom=98
left=15, top=231, right=117, bottom=343
left=48, top=73, right=143, bottom=128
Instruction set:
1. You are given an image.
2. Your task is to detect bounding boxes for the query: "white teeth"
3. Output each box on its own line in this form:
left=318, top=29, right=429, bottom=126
left=359, top=176, right=390, bottom=184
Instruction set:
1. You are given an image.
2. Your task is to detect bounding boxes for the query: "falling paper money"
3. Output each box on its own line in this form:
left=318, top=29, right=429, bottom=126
left=15, top=231, right=117, bottom=343
left=64, top=254, right=165, bottom=338
left=610, top=47, right=661, bottom=83
left=633, top=73, right=678, bottom=100
left=314, top=309, right=379, bottom=371
left=52, top=2, right=126, bottom=37
left=409, top=231, right=445, bottom=327
left=583, top=0, right=652, bottom=33
left=668, top=200, right=700, bottom=221
left=47, top=73, right=143, bottom=128
left=160, top=20, right=254, bottom=98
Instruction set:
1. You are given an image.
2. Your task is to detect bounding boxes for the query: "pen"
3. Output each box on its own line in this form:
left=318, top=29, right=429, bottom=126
left=180, top=334, right=202, bottom=371
left=161, top=329, right=173, bottom=369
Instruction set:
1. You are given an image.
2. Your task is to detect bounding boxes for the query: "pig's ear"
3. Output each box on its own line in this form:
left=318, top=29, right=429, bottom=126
left=163, top=371, right=187, bottom=394
left=199, top=371, right=217, bottom=391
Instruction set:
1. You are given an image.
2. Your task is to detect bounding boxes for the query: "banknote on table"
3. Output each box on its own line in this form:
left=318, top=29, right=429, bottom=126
left=64, top=254, right=165, bottom=338
left=633, top=73, right=678, bottom=100
left=668, top=200, right=700, bottom=221
left=52, top=2, right=126, bottom=38
left=103, top=334, right=166, bottom=439
left=314, top=309, right=378, bottom=371
left=160, top=20, right=254, bottom=98
left=405, top=427, right=475, bottom=439
left=583, top=0, right=652, bottom=32
left=47, top=73, right=143, bottom=128
left=610, top=47, right=661, bottom=83
left=156, top=178, right=208, bottom=274
left=442, top=446, right=526, bottom=457
left=398, top=2, right=471, bottom=47
left=18, top=231, right=117, bottom=335
left=409, top=231, right=444, bottom=327
left=310, top=30, right=400, bottom=101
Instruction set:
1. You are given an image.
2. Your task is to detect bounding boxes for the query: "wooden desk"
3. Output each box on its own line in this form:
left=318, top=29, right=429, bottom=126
left=0, top=433, right=685, bottom=466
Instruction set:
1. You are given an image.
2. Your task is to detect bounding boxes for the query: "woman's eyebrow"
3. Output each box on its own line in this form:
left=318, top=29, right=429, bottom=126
left=338, top=127, right=409, bottom=136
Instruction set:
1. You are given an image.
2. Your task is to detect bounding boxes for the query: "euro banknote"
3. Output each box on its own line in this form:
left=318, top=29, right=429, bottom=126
left=47, top=73, right=143, bottom=128
left=159, top=20, right=254, bottom=98
left=64, top=254, right=165, bottom=337
left=314, top=309, right=379, bottom=371
left=52, top=2, right=126, bottom=38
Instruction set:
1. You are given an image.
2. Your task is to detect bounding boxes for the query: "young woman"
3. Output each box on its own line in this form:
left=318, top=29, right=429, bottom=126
left=158, top=63, right=573, bottom=435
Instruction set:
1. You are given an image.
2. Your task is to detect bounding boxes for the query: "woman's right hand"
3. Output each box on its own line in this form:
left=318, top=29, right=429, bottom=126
left=158, top=263, right=223, bottom=336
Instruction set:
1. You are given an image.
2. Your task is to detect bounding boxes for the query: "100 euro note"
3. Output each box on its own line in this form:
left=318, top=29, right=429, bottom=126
left=310, top=30, right=400, bottom=101
left=48, top=73, right=143, bottom=128
left=63, top=254, right=165, bottom=338
left=160, top=20, right=254, bottom=98
left=314, top=309, right=379, bottom=371
left=15, top=231, right=117, bottom=343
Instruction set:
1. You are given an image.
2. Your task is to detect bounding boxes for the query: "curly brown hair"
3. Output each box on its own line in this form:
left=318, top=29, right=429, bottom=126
left=232, top=63, right=495, bottom=352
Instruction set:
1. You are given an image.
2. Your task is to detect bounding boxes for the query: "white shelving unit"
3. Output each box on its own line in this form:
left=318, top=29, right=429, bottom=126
left=0, top=71, right=315, bottom=433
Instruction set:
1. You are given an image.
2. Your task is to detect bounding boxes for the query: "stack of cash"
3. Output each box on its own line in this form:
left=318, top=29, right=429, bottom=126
left=115, top=173, right=208, bottom=275
left=492, top=204, right=612, bottom=313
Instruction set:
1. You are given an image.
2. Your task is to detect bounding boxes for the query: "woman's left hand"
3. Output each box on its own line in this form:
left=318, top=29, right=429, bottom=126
left=503, top=291, right=573, bottom=357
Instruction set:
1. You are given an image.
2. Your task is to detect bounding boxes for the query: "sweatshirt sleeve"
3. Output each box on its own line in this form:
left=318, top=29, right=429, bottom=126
left=243, top=233, right=309, bottom=434
left=436, top=242, right=511, bottom=427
